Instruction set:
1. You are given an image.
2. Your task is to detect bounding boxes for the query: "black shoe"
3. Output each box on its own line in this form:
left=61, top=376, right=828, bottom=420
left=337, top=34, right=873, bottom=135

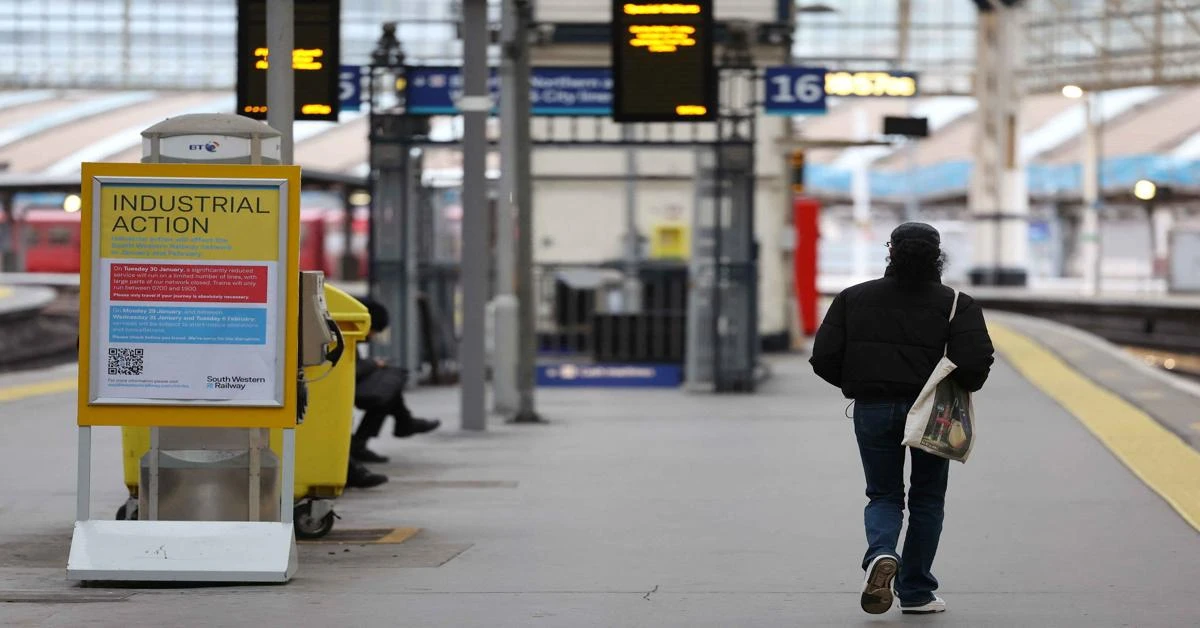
left=350, top=441, right=389, bottom=464
left=346, top=460, right=388, bottom=489
left=394, top=418, right=441, bottom=438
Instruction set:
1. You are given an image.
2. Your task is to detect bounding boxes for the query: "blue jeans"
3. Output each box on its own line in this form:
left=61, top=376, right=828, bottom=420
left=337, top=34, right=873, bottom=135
left=852, top=400, right=949, bottom=606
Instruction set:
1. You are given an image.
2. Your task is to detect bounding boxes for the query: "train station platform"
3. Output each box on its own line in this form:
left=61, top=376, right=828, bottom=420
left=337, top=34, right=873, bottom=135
left=0, top=283, right=55, bottom=317
left=1, top=317, right=1199, bottom=626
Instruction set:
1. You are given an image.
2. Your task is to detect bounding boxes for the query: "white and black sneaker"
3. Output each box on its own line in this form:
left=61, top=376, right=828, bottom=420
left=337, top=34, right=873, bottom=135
left=901, top=596, right=947, bottom=615
left=860, top=555, right=899, bottom=614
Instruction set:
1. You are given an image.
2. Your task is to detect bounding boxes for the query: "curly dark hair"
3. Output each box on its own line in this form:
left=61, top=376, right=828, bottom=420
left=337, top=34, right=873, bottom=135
left=885, top=239, right=947, bottom=285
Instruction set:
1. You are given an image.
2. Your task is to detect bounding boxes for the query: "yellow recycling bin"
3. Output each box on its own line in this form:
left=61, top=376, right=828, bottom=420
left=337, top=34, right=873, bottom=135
left=117, top=283, right=371, bottom=538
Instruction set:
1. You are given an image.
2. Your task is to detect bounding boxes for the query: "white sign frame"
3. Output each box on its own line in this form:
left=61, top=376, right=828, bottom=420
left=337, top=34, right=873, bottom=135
left=87, top=175, right=290, bottom=408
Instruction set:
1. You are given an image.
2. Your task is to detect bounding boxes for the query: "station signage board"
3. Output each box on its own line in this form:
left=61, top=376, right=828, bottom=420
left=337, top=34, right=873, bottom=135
left=611, top=1, right=716, bottom=122
left=537, top=363, right=683, bottom=388
left=824, top=70, right=919, bottom=98
left=339, top=64, right=367, bottom=112
left=405, top=67, right=613, bottom=116
left=398, top=63, right=918, bottom=119
left=763, top=68, right=918, bottom=115
left=763, top=66, right=828, bottom=115
left=78, top=163, right=301, bottom=429
left=236, top=0, right=341, bottom=121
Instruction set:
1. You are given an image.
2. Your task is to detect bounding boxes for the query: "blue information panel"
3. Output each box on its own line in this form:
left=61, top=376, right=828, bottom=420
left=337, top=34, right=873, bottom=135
left=537, top=363, right=683, bottom=388
left=406, top=67, right=612, bottom=116
left=339, top=64, right=365, bottom=111
left=530, top=67, right=612, bottom=115
left=762, top=66, right=828, bottom=115
left=1029, top=220, right=1051, bottom=243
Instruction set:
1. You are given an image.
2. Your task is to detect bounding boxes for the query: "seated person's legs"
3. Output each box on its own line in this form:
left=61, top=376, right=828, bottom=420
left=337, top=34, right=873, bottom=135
left=351, top=407, right=390, bottom=463
left=388, top=385, right=439, bottom=437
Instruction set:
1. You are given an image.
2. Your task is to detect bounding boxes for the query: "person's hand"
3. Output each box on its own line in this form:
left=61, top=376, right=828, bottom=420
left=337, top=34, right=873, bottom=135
left=374, top=357, right=388, bottom=367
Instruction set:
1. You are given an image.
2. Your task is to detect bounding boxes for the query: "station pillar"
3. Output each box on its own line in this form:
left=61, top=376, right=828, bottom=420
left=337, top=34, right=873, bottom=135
left=968, top=3, right=1029, bottom=286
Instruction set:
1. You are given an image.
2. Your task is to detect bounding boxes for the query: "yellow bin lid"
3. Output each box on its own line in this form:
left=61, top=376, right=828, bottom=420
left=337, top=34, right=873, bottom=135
left=323, top=283, right=372, bottom=342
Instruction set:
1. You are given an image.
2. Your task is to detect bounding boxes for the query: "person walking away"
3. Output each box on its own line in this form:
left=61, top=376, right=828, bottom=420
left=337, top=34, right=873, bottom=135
left=350, top=298, right=440, bottom=464
left=808, top=222, right=994, bottom=616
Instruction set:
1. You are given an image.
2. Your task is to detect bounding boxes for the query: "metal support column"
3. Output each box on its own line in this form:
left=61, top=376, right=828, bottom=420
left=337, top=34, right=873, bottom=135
left=622, top=127, right=642, bottom=313
left=266, top=0, right=294, bottom=164
left=850, top=107, right=871, bottom=280
left=1080, top=92, right=1104, bottom=295
left=968, top=3, right=1028, bottom=286
left=0, top=192, right=18, bottom=271
left=121, top=0, right=133, bottom=89
left=340, top=190, right=358, bottom=280
left=493, top=0, right=521, bottom=415
left=367, top=28, right=421, bottom=370
left=512, top=0, right=539, bottom=423
left=405, top=153, right=422, bottom=377
left=500, top=0, right=541, bottom=423
left=684, top=69, right=758, bottom=393
left=686, top=148, right=719, bottom=391
left=904, top=136, right=920, bottom=222
left=76, top=427, right=92, bottom=522
left=460, top=0, right=490, bottom=431
left=369, top=125, right=411, bottom=366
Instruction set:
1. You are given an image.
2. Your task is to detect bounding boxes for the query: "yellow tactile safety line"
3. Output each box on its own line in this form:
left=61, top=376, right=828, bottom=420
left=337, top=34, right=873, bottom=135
left=376, top=527, right=421, bottom=544
left=990, top=322, right=1200, bottom=532
left=0, top=287, right=12, bottom=299
left=0, top=378, right=76, bottom=403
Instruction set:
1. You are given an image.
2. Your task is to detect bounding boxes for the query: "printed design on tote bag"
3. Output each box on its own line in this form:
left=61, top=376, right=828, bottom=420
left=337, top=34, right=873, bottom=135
left=919, top=377, right=973, bottom=459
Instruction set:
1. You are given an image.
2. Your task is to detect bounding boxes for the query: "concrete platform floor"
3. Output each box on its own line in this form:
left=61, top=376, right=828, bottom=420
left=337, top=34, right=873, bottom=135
left=1, top=343, right=1199, bottom=626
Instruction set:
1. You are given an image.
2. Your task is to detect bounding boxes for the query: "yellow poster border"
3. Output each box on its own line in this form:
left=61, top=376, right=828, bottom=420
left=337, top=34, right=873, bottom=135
left=77, top=162, right=301, bottom=429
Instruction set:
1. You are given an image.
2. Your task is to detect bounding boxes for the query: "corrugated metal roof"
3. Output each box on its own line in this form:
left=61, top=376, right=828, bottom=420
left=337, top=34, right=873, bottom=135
left=1041, top=88, right=1200, bottom=164
left=3, top=86, right=1200, bottom=193
left=0, top=90, right=366, bottom=175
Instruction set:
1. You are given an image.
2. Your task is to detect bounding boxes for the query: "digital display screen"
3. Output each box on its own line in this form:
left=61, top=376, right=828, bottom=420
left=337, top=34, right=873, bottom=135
left=237, top=0, right=341, bottom=122
left=611, top=1, right=716, bottom=122
left=825, top=71, right=918, bottom=98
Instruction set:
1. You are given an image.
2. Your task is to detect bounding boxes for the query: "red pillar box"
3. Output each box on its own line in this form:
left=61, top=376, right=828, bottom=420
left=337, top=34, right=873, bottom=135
left=793, top=197, right=821, bottom=336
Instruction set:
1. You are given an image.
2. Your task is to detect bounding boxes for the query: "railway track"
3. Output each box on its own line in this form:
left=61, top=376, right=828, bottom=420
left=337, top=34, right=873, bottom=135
left=1122, top=346, right=1200, bottom=383
left=0, top=286, right=79, bottom=373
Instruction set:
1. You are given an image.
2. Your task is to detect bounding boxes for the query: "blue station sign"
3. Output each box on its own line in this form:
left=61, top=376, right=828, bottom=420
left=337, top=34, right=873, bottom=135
left=405, top=66, right=613, bottom=116
left=537, top=363, right=683, bottom=388
left=399, top=65, right=915, bottom=117
left=762, top=66, right=828, bottom=115
left=339, top=64, right=366, bottom=111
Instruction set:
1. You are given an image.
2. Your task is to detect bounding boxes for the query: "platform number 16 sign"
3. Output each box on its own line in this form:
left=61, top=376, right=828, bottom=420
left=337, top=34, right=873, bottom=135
left=763, top=67, right=828, bottom=115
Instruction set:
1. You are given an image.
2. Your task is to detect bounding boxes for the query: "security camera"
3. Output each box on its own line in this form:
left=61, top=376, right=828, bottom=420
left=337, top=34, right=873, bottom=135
left=533, top=22, right=556, bottom=45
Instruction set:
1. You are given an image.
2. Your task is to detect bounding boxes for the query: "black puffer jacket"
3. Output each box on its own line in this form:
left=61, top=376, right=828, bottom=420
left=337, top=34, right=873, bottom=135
left=809, top=276, right=994, bottom=400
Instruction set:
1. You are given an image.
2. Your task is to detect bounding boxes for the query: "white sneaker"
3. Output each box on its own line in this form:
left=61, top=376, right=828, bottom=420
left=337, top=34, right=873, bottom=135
left=901, top=596, right=947, bottom=614
left=860, top=555, right=898, bottom=614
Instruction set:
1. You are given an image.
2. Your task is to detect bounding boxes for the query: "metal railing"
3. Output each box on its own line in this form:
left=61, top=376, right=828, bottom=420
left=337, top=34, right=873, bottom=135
left=416, top=261, right=460, bottom=385
left=533, top=261, right=689, bottom=365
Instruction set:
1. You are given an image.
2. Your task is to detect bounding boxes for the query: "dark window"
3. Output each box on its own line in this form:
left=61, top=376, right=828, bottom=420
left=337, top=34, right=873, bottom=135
left=48, top=227, right=73, bottom=246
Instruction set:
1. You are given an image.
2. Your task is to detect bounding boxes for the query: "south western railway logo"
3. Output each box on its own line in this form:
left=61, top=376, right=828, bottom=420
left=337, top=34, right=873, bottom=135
left=206, top=375, right=266, bottom=390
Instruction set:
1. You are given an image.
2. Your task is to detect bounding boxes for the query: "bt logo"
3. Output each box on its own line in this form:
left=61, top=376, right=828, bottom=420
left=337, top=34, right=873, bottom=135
left=187, top=140, right=220, bottom=153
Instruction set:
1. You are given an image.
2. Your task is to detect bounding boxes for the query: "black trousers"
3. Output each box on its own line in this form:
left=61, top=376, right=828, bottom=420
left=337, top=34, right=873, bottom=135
left=354, top=387, right=415, bottom=440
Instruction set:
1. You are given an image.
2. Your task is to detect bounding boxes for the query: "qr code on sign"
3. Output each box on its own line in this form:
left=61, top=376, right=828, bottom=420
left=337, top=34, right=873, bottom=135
left=108, top=347, right=144, bottom=376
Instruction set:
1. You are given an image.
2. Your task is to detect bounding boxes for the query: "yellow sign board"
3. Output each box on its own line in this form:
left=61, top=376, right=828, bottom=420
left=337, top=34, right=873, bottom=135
left=77, top=163, right=301, bottom=429
left=650, top=222, right=691, bottom=260
left=825, top=71, right=918, bottom=98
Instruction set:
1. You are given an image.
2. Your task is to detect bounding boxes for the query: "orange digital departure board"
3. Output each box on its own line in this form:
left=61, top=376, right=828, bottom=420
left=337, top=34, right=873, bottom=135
left=611, top=1, right=716, bottom=122
left=236, top=0, right=340, bottom=122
